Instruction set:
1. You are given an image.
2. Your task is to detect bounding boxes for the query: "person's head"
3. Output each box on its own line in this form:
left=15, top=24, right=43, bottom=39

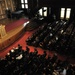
left=18, top=44, right=20, bottom=47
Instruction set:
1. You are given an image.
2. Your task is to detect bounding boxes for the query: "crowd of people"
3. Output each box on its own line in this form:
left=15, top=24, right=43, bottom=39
left=0, top=19, right=75, bottom=75
left=0, top=44, right=75, bottom=75
left=26, top=20, right=75, bottom=57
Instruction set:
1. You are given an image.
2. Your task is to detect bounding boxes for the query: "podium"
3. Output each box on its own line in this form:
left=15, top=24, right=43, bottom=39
left=0, top=24, right=7, bottom=39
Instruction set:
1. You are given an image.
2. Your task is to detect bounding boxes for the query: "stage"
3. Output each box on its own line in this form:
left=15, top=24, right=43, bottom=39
left=0, top=18, right=29, bottom=51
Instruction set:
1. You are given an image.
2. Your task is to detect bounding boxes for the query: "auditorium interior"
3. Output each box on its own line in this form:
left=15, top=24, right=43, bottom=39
left=0, top=0, right=75, bottom=75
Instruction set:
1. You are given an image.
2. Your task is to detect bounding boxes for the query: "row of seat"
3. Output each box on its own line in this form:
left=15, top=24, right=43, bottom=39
left=26, top=20, right=75, bottom=57
left=0, top=45, right=75, bottom=75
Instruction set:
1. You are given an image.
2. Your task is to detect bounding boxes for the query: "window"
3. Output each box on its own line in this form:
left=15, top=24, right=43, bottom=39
left=39, top=7, right=48, bottom=17
left=43, top=7, right=47, bottom=17
left=66, top=8, right=71, bottom=19
left=21, top=0, right=28, bottom=9
left=39, top=9, right=43, bottom=16
left=60, top=8, right=65, bottom=19
left=22, top=4, right=24, bottom=8
left=60, top=8, right=71, bottom=20
left=24, top=0, right=28, bottom=3
left=21, top=0, right=24, bottom=3
left=25, top=4, right=28, bottom=8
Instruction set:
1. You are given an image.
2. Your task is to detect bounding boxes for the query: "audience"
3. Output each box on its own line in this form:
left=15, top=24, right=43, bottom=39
left=26, top=20, right=75, bottom=57
left=0, top=44, right=75, bottom=75
left=0, top=20, right=75, bottom=74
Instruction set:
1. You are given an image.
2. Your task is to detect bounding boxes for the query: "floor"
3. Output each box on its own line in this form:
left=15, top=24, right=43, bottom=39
left=0, top=18, right=15, bottom=25
left=0, top=16, right=28, bottom=25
